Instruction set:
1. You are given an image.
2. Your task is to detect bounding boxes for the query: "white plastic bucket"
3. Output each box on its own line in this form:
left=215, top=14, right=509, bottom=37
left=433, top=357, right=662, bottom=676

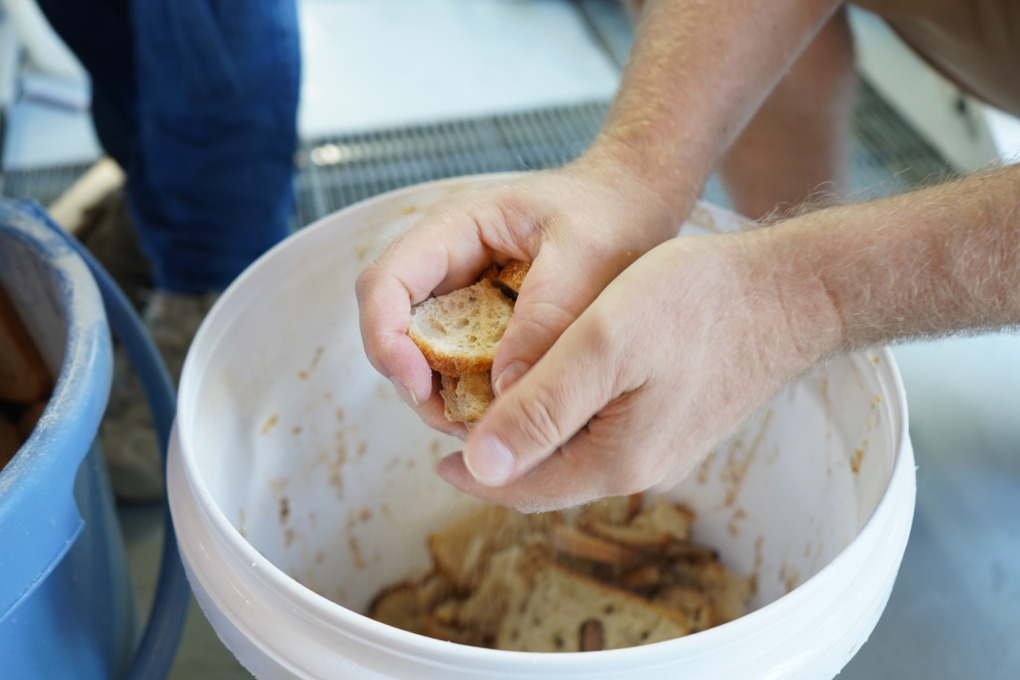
left=170, top=173, right=916, bottom=680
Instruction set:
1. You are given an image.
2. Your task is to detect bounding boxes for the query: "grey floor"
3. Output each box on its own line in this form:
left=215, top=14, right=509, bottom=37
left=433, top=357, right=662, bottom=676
left=3, top=1, right=1020, bottom=678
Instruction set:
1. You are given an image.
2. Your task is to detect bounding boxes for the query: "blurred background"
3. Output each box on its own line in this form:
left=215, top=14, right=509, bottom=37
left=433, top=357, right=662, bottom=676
left=1, top=1, right=1018, bottom=677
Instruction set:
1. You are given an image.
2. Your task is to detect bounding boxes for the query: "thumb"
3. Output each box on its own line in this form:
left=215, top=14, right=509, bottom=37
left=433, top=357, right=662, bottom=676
left=492, top=250, right=619, bottom=396
left=463, top=323, right=615, bottom=486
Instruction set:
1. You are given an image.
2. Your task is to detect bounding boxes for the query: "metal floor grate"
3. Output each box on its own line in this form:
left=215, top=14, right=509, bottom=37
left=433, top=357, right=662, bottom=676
left=294, top=100, right=608, bottom=227
left=2, top=78, right=955, bottom=227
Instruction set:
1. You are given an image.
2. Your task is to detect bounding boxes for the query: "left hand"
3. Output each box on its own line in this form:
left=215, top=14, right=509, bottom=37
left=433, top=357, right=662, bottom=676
left=437, top=227, right=836, bottom=512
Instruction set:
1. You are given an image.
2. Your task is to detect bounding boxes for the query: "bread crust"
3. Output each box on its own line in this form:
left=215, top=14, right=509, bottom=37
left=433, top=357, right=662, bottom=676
left=495, top=260, right=531, bottom=299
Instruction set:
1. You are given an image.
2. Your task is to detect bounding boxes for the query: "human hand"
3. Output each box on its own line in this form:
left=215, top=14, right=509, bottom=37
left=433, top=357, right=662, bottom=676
left=356, top=157, right=681, bottom=437
left=436, top=227, right=839, bottom=512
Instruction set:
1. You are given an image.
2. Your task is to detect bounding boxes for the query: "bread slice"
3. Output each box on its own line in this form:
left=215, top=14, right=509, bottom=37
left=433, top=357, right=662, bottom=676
left=407, top=279, right=514, bottom=378
left=1, top=409, right=21, bottom=471
left=653, top=586, right=717, bottom=633
left=427, top=503, right=560, bottom=591
left=584, top=497, right=695, bottom=551
left=407, top=261, right=531, bottom=424
left=496, top=562, right=691, bottom=652
left=548, top=523, right=646, bottom=570
left=0, top=283, right=51, bottom=404
left=494, top=260, right=530, bottom=299
left=439, top=371, right=493, bottom=425
left=671, top=559, right=753, bottom=624
left=368, top=582, right=428, bottom=635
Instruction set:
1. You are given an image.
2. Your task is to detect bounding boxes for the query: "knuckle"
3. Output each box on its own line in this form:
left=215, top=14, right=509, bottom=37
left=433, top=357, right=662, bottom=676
left=511, top=392, right=566, bottom=455
left=509, top=301, right=575, bottom=345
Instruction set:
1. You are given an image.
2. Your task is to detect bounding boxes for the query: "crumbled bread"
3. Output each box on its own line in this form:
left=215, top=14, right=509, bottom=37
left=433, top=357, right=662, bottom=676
left=368, top=495, right=752, bottom=652
left=653, top=586, right=717, bottom=633
left=368, top=572, right=456, bottom=636
left=497, top=562, right=690, bottom=652
left=0, top=283, right=51, bottom=404
left=584, top=496, right=695, bottom=550
left=17, top=399, right=46, bottom=440
left=548, top=524, right=646, bottom=570
left=671, top=559, right=754, bottom=624
left=368, top=582, right=428, bottom=635
left=494, top=260, right=530, bottom=299
left=1, top=410, right=21, bottom=471
left=439, top=371, right=493, bottom=425
left=427, top=503, right=560, bottom=592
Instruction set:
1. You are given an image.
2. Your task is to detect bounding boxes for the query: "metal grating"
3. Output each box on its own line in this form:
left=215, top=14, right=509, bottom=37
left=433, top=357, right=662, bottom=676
left=0, top=161, right=94, bottom=207
left=2, top=78, right=954, bottom=227
left=293, top=100, right=608, bottom=227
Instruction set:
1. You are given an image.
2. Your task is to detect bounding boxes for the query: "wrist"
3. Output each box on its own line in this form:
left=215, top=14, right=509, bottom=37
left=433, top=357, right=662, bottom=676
left=570, top=138, right=702, bottom=232
left=747, top=222, right=844, bottom=367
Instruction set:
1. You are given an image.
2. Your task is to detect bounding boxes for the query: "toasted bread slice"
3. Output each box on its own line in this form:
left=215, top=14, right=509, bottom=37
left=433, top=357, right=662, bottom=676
left=439, top=371, right=493, bottom=425
left=584, top=498, right=695, bottom=551
left=653, top=586, right=718, bottom=633
left=369, top=571, right=456, bottom=637
left=407, top=279, right=514, bottom=377
left=407, top=261, right=531, bottom=423
left=427, top=503, right=560, bottom=591
left=671, top=559, right=753, bottom=624
left=17, top=399, right=47, bottom=440
left=548, top=524, right=646, bottom=570
left=0, top=284, right=51, bottom=404
left=497, top=562, right=690, bottom=652
left=368, top=582, right=428, bottom=635
left=1, top=409, right=21, bottom=471
left=494, top=260, right=531, bottom=299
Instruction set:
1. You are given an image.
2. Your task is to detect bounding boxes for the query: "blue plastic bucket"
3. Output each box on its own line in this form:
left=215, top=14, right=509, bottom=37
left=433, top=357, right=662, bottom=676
left=0, top=199, right=188, bottom=679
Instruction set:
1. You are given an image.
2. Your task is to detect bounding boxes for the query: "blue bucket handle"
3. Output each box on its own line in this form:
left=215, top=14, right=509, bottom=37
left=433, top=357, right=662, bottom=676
left=51, top=222, right=190, bottom=680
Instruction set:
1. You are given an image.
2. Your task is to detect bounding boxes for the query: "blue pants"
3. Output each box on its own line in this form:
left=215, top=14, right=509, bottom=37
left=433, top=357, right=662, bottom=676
left=37, top=0, right=301, bottom=293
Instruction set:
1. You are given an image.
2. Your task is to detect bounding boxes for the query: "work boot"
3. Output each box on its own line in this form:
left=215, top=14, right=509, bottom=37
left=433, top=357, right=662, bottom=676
left=102, top=290, right=219, bottom=502
left=76, top=187, right=152, bottom=312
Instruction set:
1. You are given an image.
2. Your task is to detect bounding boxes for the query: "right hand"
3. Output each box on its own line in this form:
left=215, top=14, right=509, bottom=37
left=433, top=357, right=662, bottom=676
left=356, top=154, right=683, bottom=436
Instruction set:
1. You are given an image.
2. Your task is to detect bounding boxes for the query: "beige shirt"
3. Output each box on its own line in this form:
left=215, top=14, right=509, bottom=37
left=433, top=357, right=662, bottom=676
left=854, top=0, right=1020, bottom=115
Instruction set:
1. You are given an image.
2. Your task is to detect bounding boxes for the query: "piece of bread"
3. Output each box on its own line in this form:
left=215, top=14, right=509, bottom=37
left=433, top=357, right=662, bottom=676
left=583, top=497, right=695, bottom=551
left=0, top=283, right=52, bottom=404
left=427, top=503, right=559, bottom=591
left=407, top=261, right=531, bottom=424
left=1, top=409, right=21, bottom=471
left=368, top=582, right=428, bottom=635
left=653, top=586, right=717, bottom=633
left=369, top=571, right=457, bottom=637
left=494, top=260, right=530, bottom=299
left=496, top=562, right=691, bottom=652
left=367, top=493, right=752, bottom=652
left=17, top=399, right=47, bottom=440
left=439, top=371, right=493, bottom=425
left=407, top=279, right=514, bottom=378
left=548, top=523, right=646, bottom=570
left=670, top=559, right=754, bottom=624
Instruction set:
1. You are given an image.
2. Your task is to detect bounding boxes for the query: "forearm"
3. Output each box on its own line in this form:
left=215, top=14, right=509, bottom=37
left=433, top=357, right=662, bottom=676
left=586, top=0, right=844, bottom=218
left=771, top=165, right=1020, bottom=357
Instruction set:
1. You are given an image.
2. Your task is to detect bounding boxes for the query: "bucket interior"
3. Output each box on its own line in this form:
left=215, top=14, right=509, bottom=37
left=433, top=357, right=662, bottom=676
left=179, top=179, right=903, bottom=617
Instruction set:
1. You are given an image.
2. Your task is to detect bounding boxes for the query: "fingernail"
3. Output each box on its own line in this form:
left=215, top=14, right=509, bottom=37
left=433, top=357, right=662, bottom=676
left=494, top=361, right=528, bottom=396
left=465, top=435, right=516, bottom=486
left=389, top=376, right=418, bottom=405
